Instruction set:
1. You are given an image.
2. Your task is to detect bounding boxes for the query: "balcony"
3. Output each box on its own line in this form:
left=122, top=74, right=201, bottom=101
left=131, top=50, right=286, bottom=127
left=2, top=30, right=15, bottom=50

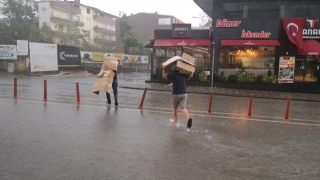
left=94, top=26, right=115, bottom=35
left=50, top=16, right=78, bottom=25
left=93, top=15, right=115, bottom=25
left=50, top=1, right=81, bottom=14
left=94, top=38, right=116, bottom=44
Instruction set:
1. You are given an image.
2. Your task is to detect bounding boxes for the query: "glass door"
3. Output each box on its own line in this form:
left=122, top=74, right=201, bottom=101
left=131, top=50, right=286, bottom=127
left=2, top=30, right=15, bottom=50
left=294, top=57, right=305, bottom=82
left=294, top=56, right=317, bottom=82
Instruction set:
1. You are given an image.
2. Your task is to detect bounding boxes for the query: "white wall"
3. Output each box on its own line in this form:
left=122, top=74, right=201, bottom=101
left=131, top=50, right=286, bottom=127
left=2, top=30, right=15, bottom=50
left=37, top=2, right=51, bottom=28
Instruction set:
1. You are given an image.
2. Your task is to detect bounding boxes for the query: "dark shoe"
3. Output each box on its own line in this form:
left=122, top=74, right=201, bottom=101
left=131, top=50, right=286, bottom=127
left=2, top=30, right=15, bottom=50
left=107, top=101, right=111, bottom=106
left=187, top=118, right=192, bottom=128
left=115, top=102, right=118, bottom=108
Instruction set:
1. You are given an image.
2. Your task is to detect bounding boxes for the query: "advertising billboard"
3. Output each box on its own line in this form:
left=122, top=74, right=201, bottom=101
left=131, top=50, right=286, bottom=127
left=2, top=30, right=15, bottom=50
left=0, top=45, right=17, bottom=60
left=29, top=42, right=58, bottom=72
left=278, top=56, right=295, bottom=83
left=17, top=40, right=29, bottom=56
left=57, top=45, right=81, bottom=67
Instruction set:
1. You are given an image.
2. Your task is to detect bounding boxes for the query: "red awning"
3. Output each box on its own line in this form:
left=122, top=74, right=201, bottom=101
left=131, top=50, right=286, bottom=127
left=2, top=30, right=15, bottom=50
left=221, top=40, right=281, bottom=46
left=154, top=39, right=211, bottom=47
left=297, top=40, right=320, bottom=55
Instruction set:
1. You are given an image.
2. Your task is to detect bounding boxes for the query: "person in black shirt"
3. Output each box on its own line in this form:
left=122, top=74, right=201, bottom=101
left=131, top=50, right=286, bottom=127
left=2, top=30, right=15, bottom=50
left=162, top=65, right=194, bottom=128
left=106, top=58, right=123, bottom=107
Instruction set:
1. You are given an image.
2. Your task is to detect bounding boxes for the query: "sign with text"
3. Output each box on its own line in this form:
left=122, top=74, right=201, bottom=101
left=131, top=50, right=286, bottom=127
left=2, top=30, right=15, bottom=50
left=17, top=40, right=28, bottom=56
left=172, top=24, right=191, bottom=38
left=303, top=18, right=320, bottom=39
left=0, top=45, right=17, bottom=60
left=278, top=56, right=295, bottom=83
left=57, top=45, right=81, bottom=66
left=29, top=42, right=58, bottom=72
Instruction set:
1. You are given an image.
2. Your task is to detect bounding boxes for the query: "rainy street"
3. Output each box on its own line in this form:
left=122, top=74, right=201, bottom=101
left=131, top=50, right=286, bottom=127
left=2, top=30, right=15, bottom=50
left=0, top=73, right=320, bottom=180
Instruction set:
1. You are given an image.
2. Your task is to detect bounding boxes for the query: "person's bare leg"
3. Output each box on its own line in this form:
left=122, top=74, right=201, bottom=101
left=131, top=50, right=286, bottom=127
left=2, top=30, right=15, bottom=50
left=181, top=108, right=190, bottom=121
left=173, top=108, right=178, bottom=124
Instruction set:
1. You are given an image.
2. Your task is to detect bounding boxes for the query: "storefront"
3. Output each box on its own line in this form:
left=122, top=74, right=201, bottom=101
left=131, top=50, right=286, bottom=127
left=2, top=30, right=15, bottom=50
left=146, top=24, right=212, bottom=80
left=212, top=18, right=320, bottom=84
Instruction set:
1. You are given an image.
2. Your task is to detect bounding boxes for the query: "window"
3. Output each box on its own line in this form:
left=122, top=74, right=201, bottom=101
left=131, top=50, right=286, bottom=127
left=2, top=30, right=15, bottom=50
left=87, top=8, right=90, bottom=14
left=73, top=15, right=80, bottom=21
left=87, top=30, right=91, bottom=36
left=87, top=18, right=90, bottom=25
left=106, top=24, right=111, bottom=30
left=42, top=8, right=46, bottom=16
left=103, top=34, right=111, bottom=40
left=73, top=4, right=79, bottom=8
left=66, top=14, right=72, bottom=20
left=102, top=24, right=106, bottom=28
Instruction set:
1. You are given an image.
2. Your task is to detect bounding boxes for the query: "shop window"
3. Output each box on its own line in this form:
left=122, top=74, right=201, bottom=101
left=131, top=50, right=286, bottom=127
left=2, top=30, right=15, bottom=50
left=220, top=46, right=276, bottom=70
left=184, top=46, right=211, bottom=70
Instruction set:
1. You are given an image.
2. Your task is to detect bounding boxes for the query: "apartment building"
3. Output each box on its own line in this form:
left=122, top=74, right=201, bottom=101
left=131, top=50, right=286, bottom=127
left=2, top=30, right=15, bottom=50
left=35, top=0, right=118, bottom=50
left=115, top=12, right=184, bottom=53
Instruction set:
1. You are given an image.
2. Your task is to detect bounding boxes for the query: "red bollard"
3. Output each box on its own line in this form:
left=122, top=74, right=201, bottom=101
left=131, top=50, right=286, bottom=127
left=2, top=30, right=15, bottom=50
left=76, top=82, right=80, bottom=104
left=247, top=94, right=253, bottom=118
left=207, top=91, right=213, bottom=114
left=13, top=78, right=17, bottom=98
left=44, top=80, right=47, bottom=101
left=138, top=87, right=148, bottom=109
left=284, top=97, right=291, bottom=121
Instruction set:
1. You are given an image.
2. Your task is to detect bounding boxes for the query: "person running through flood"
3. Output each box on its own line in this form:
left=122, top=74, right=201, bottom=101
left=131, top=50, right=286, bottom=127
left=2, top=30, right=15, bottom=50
left=162, top=65, right=193, bottom=128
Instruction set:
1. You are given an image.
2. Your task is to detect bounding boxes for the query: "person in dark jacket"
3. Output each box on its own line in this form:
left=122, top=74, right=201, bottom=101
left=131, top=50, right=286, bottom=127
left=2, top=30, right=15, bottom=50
left=106, top=58, right=123, bottom=107
left=162, top=65, right=193, bottom=128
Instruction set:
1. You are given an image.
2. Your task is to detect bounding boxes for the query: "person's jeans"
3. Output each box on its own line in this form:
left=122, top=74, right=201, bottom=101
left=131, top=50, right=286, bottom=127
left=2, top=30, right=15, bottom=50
left=106, top=79, right=118, bottom=104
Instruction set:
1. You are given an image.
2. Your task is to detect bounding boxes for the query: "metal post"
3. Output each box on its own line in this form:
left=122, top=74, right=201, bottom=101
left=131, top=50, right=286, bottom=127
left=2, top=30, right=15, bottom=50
left=211, top=43, right=215, bottom=90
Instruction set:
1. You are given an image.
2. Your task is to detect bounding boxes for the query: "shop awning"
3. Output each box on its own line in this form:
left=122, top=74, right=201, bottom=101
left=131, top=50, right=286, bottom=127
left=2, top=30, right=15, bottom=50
left=154, top=39, right=211, bottom=47
left=297, top=40, right=320, bottom=55
left=221, top=40, right=281, bottom=46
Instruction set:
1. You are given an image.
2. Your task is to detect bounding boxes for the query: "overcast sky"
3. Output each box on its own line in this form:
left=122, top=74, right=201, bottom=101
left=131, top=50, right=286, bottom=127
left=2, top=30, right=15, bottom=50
left=81, top=0, right=206, bottom=27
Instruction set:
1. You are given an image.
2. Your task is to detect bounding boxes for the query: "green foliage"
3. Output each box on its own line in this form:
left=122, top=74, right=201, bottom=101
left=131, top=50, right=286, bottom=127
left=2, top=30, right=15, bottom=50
left=237, top=71, right=255, bottom=83
left=198, top=70, right=208, bottom=82
left=228, top=75, right=238, bottom=82
left=0, top=0, right=36, bottom=25
left=255, top=74, right=263, bottom=83
left=119, top=13, right=146, bottom=55
left=262, top=74, right=278, bottom=83
left=267, top=69, right=272, bottom=76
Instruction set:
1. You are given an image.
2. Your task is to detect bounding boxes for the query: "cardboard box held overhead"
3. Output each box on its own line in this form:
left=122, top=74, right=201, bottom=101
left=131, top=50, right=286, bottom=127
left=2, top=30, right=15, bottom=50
left=92, top=70, right=115, bottom=95
left=102, top=56, right=119, bottom=71
left=162, top=53, right=196, bottom=73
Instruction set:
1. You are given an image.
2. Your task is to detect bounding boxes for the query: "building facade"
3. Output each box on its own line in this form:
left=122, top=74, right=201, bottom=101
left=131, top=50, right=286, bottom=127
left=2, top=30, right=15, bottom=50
left=194, top=0, right=320, bottom=84
left=36, top=0, right=118, bottom=50
left=115, top=12, right=184, bottom=53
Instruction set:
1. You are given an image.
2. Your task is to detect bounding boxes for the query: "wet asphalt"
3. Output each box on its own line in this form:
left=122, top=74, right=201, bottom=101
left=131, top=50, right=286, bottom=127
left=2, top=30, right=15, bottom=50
left=0, top=73, right=320, bottom=180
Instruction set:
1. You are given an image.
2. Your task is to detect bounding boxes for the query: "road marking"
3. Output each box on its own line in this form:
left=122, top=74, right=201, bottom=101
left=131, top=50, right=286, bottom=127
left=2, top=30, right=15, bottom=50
left=1, top=98, right=320, bottom=127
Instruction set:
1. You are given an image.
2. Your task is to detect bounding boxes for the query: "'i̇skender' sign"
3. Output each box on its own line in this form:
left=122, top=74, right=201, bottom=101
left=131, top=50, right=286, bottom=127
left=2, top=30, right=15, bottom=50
left=29, top=42, right=58, bottom=72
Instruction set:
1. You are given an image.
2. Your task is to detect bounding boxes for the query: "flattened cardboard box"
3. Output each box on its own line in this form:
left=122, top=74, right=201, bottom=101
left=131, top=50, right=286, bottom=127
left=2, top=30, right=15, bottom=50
left=162, top=55, right=196, bottom=73
left=93, top=70, right=115, bottom=95
left=176, top=60, right=196, bottom=73
left=102, top=56, right=118, bottom=71
left=181, top=52, right=195, bottom=65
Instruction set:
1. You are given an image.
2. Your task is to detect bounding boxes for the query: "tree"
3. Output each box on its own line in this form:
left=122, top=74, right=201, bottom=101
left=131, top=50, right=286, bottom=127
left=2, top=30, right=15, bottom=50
left=0, top=0, right=36, bottom=25
left=118, top=13, right=146, bottom=55
left=0, top=0, right=54, bottom=44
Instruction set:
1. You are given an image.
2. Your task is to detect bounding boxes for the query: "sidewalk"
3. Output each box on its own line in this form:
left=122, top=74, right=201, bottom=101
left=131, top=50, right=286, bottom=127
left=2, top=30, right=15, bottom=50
left=118, top=81, right=320, bottom=102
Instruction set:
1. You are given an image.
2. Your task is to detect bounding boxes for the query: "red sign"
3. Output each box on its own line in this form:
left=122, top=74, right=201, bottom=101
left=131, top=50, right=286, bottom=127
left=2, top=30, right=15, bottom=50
left=216, top=19, right=241, bottom=27
left=241, top=30, right=271, bottom=38
left=282, top=18, right=304, bottom=49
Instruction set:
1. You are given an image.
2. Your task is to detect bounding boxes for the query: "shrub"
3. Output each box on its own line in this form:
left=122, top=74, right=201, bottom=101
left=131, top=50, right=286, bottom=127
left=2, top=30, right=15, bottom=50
left=255, top=74, right=263, bottom=83
left=198, top=70, right=208, bottom=82
left=262, top=74, right=278, bottom=83
left=228, top=75, right=238, bottom=82
left=237, top=71, right=255, bottom=83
